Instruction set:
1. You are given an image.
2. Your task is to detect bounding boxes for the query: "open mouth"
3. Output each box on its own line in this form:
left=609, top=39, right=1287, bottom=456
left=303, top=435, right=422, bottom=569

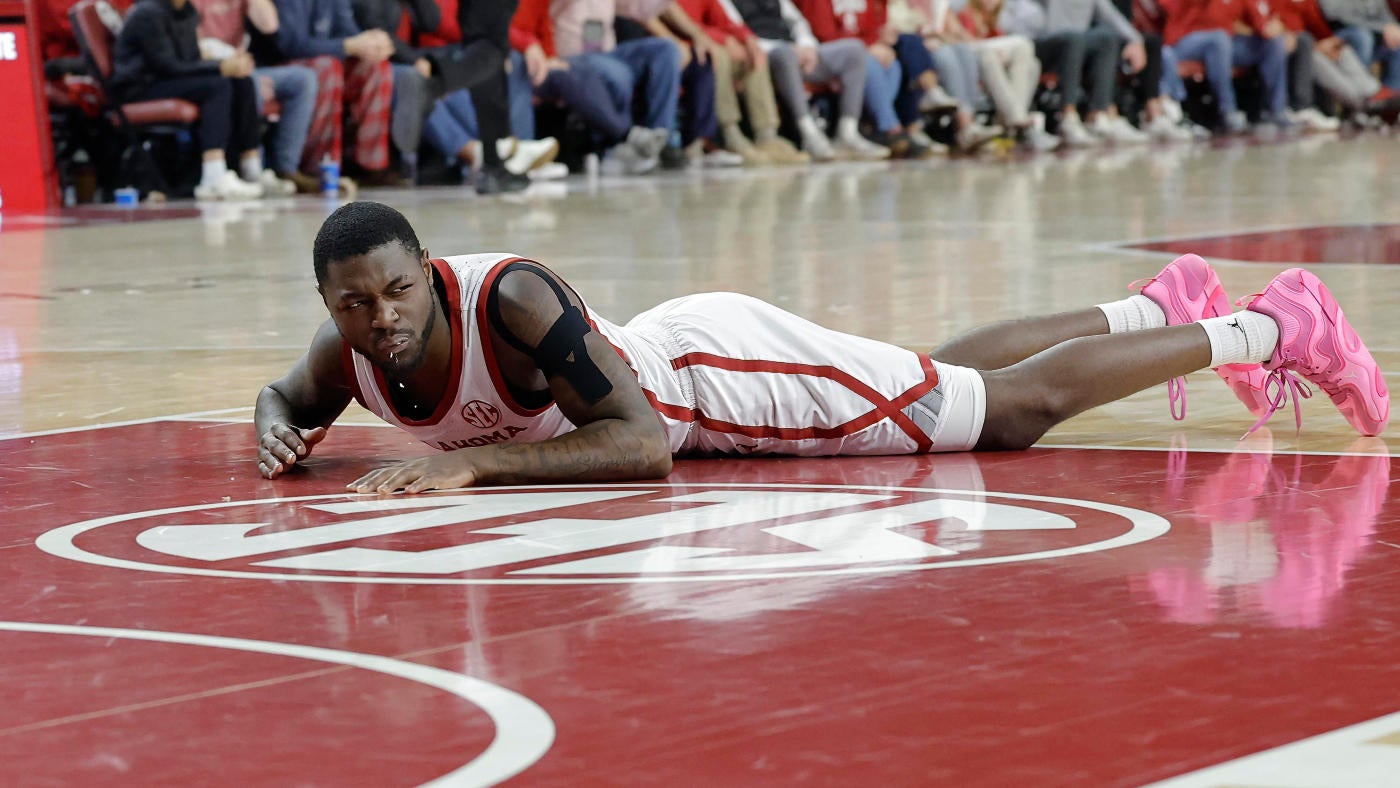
left=376, top=334, right=412, bottom=355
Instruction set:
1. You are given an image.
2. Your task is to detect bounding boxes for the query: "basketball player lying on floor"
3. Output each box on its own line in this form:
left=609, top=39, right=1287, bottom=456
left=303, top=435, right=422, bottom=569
left=254, top=202, right=1390, bottom=493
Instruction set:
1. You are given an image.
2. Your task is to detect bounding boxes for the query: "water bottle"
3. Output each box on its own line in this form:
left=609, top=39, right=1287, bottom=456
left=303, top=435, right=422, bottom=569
left=319, top=154, right=340, bottom=196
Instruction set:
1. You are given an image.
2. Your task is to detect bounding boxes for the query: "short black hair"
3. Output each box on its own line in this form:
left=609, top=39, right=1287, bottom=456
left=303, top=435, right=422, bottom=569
left=312, top=201, right=423, bottom=286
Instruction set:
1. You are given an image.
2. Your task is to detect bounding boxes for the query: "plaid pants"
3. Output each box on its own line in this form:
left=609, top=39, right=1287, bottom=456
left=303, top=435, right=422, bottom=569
left=296, top=56, right=393, bottom=173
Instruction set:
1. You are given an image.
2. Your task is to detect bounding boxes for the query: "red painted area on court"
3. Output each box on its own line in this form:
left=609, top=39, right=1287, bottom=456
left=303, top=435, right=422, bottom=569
left=1, top=420, right=1397, bottom=785
left=1127, top=224, right=1400, bottom=265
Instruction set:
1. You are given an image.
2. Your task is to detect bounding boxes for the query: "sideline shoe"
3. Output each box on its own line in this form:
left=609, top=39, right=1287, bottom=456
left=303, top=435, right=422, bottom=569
left=194, top=170, right=263, bottom=201
left=1243, top=268, right=1389, bottom=436
left=499, top=137, right=560, bottom=175
left=475, top=164, right=530, bottom=195
left=1131, top=254, right=1271, bottom=419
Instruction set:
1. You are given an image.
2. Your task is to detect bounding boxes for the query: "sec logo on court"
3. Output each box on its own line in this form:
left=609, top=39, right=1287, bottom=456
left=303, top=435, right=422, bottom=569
left=36, top=484, right=1170, bottom=584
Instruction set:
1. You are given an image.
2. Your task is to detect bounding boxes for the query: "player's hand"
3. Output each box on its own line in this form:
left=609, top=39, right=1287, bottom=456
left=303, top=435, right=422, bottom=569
left=796, top=44, right=819, bottom=75
left=1122, top=41, right=1147, bottom=72
left=347, top=453, right=479, bottom=494
left=258, top=425, right=328, bottom=479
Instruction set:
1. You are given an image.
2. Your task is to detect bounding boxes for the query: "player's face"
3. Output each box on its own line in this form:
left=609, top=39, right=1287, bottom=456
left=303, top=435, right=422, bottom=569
left=321, top=243, right=437, bottom=378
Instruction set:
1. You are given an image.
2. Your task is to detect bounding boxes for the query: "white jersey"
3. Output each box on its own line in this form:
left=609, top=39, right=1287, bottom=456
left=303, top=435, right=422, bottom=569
left=344, top=254, right=985, bottom=457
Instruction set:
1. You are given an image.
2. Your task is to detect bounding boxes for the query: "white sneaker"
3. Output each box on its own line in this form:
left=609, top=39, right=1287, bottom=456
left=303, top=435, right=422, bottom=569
left=255, top=169, right=295, bottom=195
left=832, top=132, right=891, bottom=160
left=195, top=169, right=263, bottom=201
left=1089, top=114, right=1150, bottom=144
left=1018, top=126, right=1061, bottom=152
left=1058, top=115, right=1100, bottom=147
left=1144, top=113, right=1194, bottom=142
left=908, top=127, right=949, bottom=154
left=799, top=126, right=836, bottom=162
left=613, top=128, right=660, bottom=175
left=528, top=162, right=570, bottom=181
left=1287, top=107, right=1341, bottom=133
left=1160, top=96, right=1184, bottom=123
left=702, top=148, right=745, bottom=168
left=499, top=137, right=560, bottom=175
left=955, top=122, right=1002, bottom=152
left=918, top=86, right=959, bottom=112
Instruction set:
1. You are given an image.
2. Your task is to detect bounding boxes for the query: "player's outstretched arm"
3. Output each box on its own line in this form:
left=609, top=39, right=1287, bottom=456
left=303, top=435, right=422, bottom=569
left=255, top=320, right=353, bottom=479
left=348, top=263, right=672, bottom=494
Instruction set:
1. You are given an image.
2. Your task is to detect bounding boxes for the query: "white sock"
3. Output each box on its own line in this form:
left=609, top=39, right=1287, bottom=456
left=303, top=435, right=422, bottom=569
left=201, top=158, right=228, bottom=187
left=239, top=153, right=263, bottom=182
left=1198, top=311, right=1280, bottom=367
left=836, top=116, right=861, bottom=142
left=1096, top=294, right=1167, bottom=334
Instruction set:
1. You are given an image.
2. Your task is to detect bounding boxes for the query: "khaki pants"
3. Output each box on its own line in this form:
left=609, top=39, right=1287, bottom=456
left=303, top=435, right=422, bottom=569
left=710, top=48, right=782, bottom=134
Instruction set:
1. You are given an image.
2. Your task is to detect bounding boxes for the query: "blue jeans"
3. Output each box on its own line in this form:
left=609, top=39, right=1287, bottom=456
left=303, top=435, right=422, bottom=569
left=1164, top=31, right=1287, bottom=118
left=569, top=37, right=682, bottom=131
left=1163, top=30, right=1233, bottom=110
left=254, top=64, right=316, bottom=174
left=865, top=52, right=902, bottom=132
left=1338, top=26, right=1400, bottom=89
left=1231, top=34, right=1288, bottom=118
left=504, top=50, right=539, bottom=140
left=536, top=62, right=632, bottom=143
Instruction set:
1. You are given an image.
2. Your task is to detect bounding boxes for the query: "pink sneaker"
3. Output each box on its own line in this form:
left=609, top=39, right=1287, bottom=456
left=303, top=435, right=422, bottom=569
left=1243, top=268, right=1389, bottom=436
left=1132, top=254, right=1271, bottom=419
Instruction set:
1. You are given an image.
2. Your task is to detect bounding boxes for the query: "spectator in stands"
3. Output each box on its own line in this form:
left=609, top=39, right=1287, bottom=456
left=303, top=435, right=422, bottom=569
left=1158, top=0, right=1289, bottom=134
left=886, top=0, right=1005, bottom=152
left=956, top=0, right=1062, bottom=149
left=1004, top=0, right=1165, bottom=143
left=350, top=0, right=438, bottom=183
left=1261, top=0, right=1342, bottom=129
left=725, top=0, right=890, bottom=160
left=550, top=0, right=685, bottom=166
left=255, top=0, right=397, bottom=185
left=670, top=0, right=810, bottom=163
left=795, top=0, right=936, bottom=157
left=1108, top=0, right=1200, bottom=140
left=416, top=1, right=547, bottom=192
left=1321, top=0, right=1400, bottom=90
left=1279, top=0, right=1400, bottom=119
left=508, top=0, right=665, bottom=174
left=191, top=0, right=319, bottom=193
left=109, top=0, right=266, bottom=199
left=630, top=2, right=746, bottom=167
left=402, top=0, right=554, bottom=191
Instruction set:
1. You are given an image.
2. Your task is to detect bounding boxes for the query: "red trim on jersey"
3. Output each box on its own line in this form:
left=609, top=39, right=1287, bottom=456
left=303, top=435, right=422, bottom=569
left=648, top=352, right=941, bottom=450
left=363, top=258, right=464, bottom=427
left=475, top=257, right=557, bottom=418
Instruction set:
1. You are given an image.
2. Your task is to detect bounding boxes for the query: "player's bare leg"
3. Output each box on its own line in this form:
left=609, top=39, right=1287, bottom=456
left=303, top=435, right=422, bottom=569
left=976, top=324, right=1212, bottom=449
left=931, top=309, right=1109, bottom=371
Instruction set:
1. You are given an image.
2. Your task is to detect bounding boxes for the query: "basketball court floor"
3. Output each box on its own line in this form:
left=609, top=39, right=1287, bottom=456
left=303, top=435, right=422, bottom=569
left=1, top=134, right=1397, bottom=786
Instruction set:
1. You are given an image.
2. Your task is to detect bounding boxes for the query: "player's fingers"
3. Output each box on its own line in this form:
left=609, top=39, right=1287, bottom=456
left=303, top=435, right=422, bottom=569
left=270, top=424, right=308, bottom=457
left=376, top=469, right=416, bottom=495
left=299, top=425, right=329, bottom=449
left=257, top=452, right=283, bottom=479
left=347, top=469, right=384, bottom=493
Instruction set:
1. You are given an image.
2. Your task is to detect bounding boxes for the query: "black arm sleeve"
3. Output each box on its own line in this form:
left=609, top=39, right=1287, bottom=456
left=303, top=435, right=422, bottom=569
left=485, top=263, right=616, bottom=406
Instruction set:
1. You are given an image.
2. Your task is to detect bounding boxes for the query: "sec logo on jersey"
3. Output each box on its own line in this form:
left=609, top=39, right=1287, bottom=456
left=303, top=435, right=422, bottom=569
left=36, top=484, right=1170, bottom=585
left=461, top=399, right=501, bottom=428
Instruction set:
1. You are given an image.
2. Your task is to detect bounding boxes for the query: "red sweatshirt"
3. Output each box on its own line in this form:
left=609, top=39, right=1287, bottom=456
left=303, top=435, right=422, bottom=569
left=1162, top=0, right=1269, bottom=46
left=509, top=0, right=557, bottom=57
left=676, top=0, right=754, bottom=43
left=796, top=0, right=888, bottom=45
left=401, top=0, right=461, bottom=47
left=1266, top=0, right=1331, bottom=39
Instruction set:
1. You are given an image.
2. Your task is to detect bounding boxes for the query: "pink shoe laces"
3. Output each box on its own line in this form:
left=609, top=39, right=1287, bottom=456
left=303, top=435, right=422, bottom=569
left=1235, top=293, right=1314, bottom=438
left=1128, top=278, right=1190, bottom=422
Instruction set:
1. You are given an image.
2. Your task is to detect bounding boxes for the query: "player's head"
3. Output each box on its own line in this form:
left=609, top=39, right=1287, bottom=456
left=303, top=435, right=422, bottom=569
left=313, top=202, right=438, bottom=378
